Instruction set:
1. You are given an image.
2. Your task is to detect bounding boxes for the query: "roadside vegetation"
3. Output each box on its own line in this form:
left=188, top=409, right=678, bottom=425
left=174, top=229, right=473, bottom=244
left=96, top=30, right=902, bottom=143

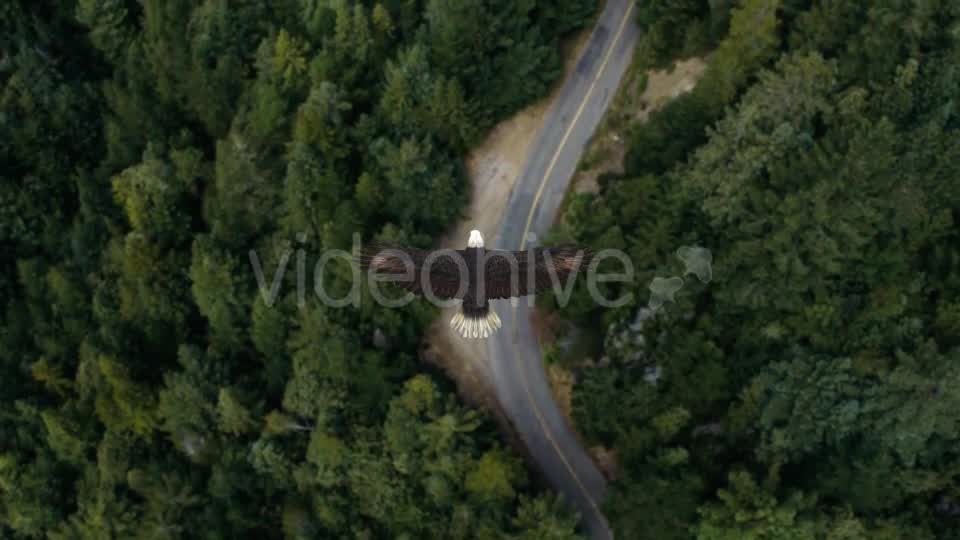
left=0, top=1, right=597, bottom=537
left=553, top=0, right=960, bottom=538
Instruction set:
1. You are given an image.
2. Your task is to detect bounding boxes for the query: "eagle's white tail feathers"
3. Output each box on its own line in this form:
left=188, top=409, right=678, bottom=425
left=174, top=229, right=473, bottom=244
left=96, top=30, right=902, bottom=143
left=450, top=310, right=501, bottom=339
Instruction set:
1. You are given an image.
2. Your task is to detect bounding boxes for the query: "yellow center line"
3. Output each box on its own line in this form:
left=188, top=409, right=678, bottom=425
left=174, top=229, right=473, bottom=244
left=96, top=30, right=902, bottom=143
left=510, top=1, right=636, bottom=528
left=519, top=1, right=635, bottom=252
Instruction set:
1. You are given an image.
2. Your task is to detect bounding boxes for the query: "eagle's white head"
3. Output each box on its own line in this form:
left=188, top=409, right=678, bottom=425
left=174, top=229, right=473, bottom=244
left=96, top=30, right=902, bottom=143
left=468, top=229, right=484, bottom=248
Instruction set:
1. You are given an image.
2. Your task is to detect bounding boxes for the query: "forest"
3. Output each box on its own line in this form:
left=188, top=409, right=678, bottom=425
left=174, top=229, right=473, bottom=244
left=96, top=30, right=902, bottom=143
left=553, top=0, right=960, bottom=538
left=6, top=0, right=960, bottom=538
left=0, top=0, right=597, bottom=537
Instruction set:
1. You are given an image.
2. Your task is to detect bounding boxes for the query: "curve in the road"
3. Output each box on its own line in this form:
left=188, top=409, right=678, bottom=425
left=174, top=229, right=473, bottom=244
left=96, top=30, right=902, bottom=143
left=486, top=1, right=639, bottom=539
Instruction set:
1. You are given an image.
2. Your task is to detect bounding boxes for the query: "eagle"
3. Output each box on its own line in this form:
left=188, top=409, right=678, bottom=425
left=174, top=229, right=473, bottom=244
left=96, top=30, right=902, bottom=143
left=356, top=230, right=593, bottom=338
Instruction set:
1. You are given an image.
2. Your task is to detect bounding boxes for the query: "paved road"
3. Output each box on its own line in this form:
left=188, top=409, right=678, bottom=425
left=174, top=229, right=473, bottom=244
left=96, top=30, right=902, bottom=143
left=487, top=1, right=639, bottom=538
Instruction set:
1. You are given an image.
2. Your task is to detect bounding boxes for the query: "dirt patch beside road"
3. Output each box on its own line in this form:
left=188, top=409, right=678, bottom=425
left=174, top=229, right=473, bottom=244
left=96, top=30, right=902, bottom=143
left=573, top=56, right=707, bottom=195
left=635, top=57, right=707, bottom=121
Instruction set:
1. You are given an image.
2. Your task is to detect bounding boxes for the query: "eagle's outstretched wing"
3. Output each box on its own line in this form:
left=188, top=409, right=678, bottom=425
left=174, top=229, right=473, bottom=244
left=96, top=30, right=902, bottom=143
left=355, top=244, right=466, bottom=299
left=482, top=246, right=593, bottom=299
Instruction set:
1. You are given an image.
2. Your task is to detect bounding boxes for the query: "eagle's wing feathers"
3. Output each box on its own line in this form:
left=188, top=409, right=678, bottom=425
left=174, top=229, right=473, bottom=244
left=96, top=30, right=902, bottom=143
left=482, top=246, right=592, bottom=299
left=356, top=244, right=465, bottom=299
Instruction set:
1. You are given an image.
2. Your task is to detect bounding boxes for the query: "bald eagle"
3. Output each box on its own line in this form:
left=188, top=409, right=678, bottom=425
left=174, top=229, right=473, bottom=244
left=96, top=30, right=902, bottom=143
left=356, top=230, right=593, bottom=338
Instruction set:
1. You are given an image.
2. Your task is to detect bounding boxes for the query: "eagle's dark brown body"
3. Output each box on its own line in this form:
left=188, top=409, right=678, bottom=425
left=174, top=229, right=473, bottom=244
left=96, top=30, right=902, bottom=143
left=357, top=230, right=592, bottom=338
left=460, top=246, right=487, bottom=319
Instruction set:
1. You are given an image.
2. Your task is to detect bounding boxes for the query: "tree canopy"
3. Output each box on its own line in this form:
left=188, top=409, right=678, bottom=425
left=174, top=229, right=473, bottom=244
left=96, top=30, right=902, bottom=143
left=555, top=1, right=960, bottom=538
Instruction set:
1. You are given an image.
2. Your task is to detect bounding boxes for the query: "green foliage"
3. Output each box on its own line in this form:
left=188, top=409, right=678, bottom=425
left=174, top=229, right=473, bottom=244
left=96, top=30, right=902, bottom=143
left=627, top=0, right=782, bottom=177
left=563, top=1, right=960, bottom=538
left=512, top=495, right=584, bottom=540
left=217, top=388, right=257, bottom=436
left=635, top=0, right=731, bottom=66
left=695, top=470, right=819, bottom=540
left=465, top=449, right=521, bottom=503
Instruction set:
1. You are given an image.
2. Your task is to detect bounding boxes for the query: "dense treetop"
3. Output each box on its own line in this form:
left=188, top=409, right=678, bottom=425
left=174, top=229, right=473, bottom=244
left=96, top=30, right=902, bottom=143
left=552, top=0, right=960, bottom=538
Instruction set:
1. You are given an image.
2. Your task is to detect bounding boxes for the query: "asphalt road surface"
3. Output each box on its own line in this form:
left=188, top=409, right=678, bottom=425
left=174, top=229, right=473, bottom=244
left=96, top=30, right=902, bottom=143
left=487, top=1, right=640, bottom=538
